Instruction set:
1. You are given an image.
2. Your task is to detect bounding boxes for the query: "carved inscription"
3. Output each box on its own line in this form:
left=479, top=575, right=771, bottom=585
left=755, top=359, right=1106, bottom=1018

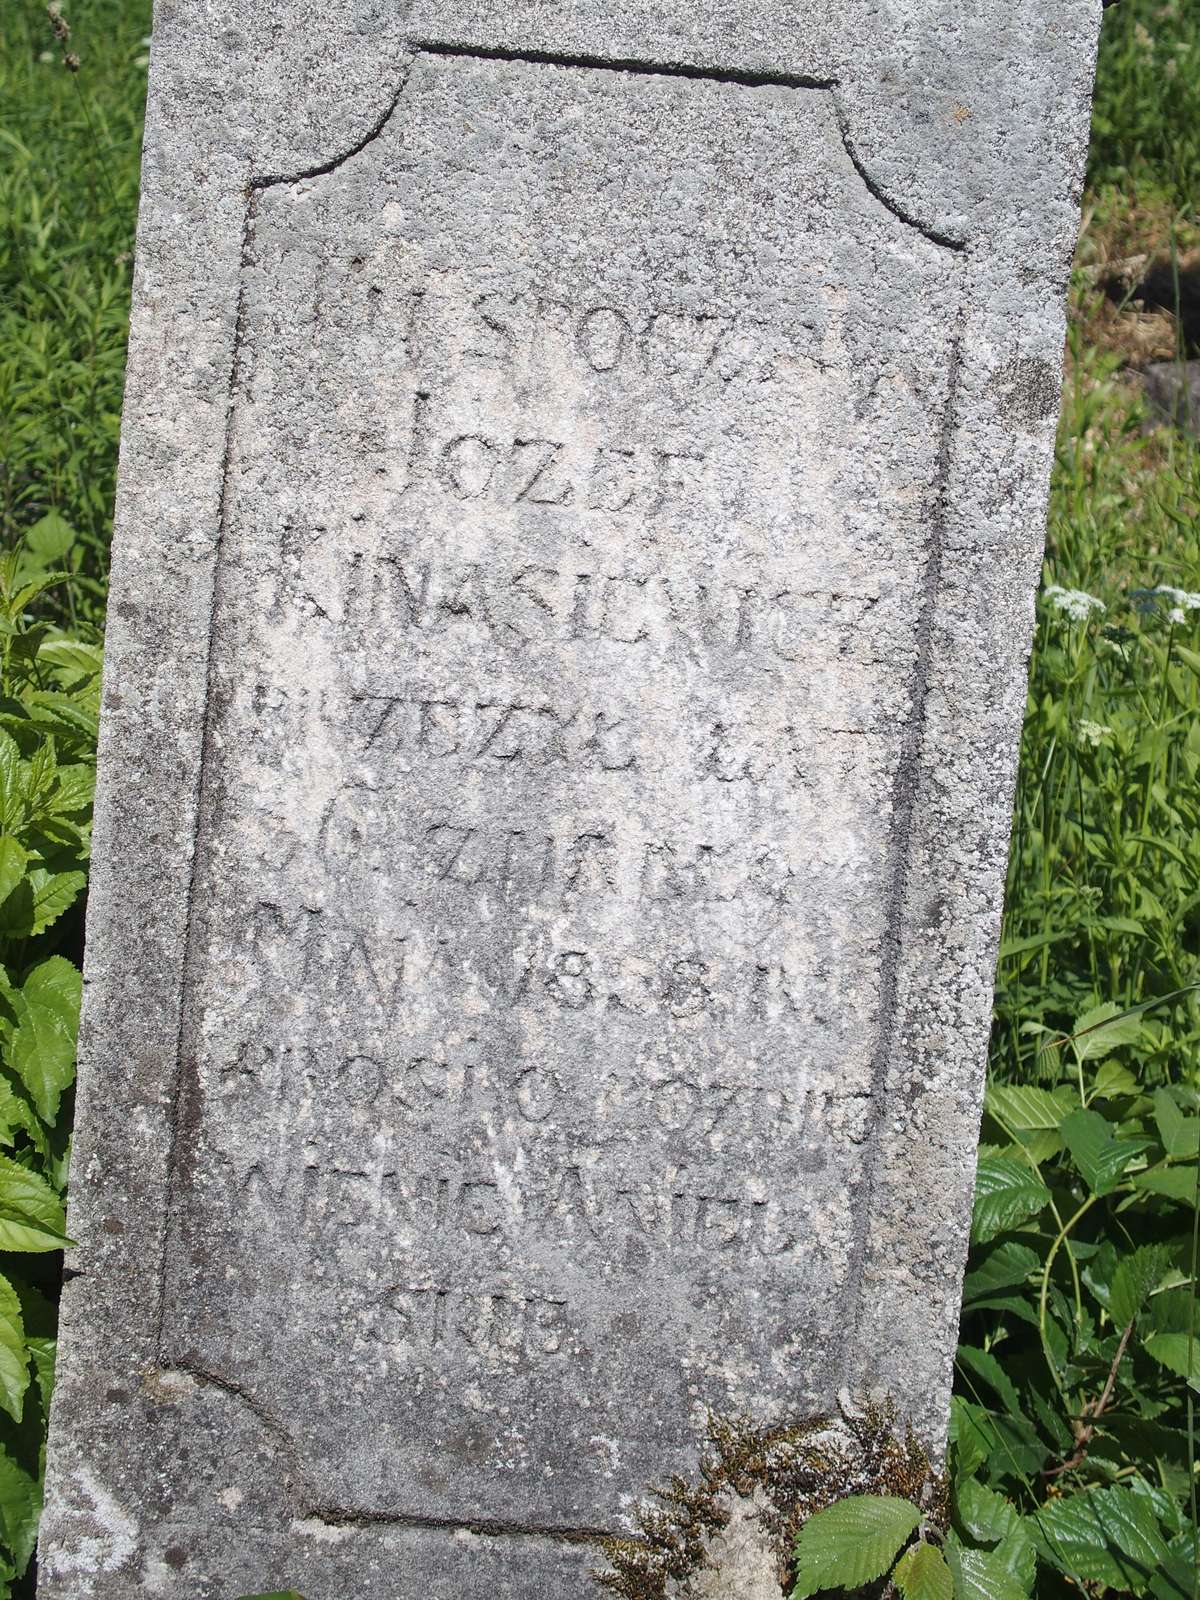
left=372, top=1288, right=573, bottom=1364
left=351, top=694, right=637, bottom=769
left=274, top=543, right=883, bottom=662
left=162, top=50, right=966, bottom=1524
left=236, top=902, right=852, bottom=1026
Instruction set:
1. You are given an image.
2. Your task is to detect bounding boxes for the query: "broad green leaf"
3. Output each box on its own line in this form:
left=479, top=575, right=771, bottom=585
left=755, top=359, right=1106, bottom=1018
left=25, top=738, right=55, bottom=806
left=970, top=1156, right=1050, bottom=1244
left=947, top=1399, right=1047, bottom=1480
left=1059, top=1108, right=1143, bottom=1195
left=956, top=1346, right=1025, bottom=1418
left=36, top=640, right=103, bottom=677
left=955, top=1477, right=1022, bottom=1545
left=0, top=1078, right=49, bottom=1162
left=26, top=868, right=86, bottom=936
left=0, top=1446, right=40, bottom=1576
left=24, top=513, right=76, bottom=564
left=945, top=1542, right=1031, bottom=1600
left=957, top=1295, right=1040, bottom=1327
left=0, top=737, right=19, bottom=833
left=984, top=1085, right=1072, bottom=1133
left=1015, top=1129, right=1062, bottom=1164
left=894, top=1541, right=953, bottom=1600
left=1090, top=1059, right=1139, bottom=1100
left=1143, top=1332, right=1200, bottom=1385
left=1152, top=1089, right=1199, bottom=1159
left=46, top=763, right=94, bottom=817
left=954, top=1482, right=1037, bottom=1589
left=1150, top=1553, right=1197, bottom=1600
left=1109, top=1244, right=1174, bottom=1328
left=792, top=1495, right=921, bottom=1597
left=25, top=1337, right=54, bottom=1418
left=15, top=1281, right=56, bottom=1417
left=1034, top=1484, right=1171, bottom=1592
left=1070, top=1001, right=1144, bottom=1061
left=9, top=574, right=72, bottom=616
left=0, top=1153, right=70, bottom=1251
left=7, top=956, right=81, bottom=1125
left=1129, top=1163, right=1198, bottom=1203
left=0, top=842, right=25, bottom=910
left=25, top=693, right=98, bottom=742
left=962, top=1242, right=1039, bottom=1303
left=0, top=1276, right=26, bottom=1425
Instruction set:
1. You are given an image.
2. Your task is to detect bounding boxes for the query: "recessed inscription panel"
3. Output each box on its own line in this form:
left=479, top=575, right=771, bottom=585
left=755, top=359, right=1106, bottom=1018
left=164, top=56, right=960, bottom=1525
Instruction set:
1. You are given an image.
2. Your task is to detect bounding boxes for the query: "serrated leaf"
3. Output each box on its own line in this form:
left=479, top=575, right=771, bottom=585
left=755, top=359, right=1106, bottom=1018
left=0, top=842, right=26, bottom=912
left=45, top=763, right=93, bottom=817
left=22, top=868, right=86, bottom=937
left=1090, top=1059, right=1139, bottom=1100
left=957, top=1295, right=1040, bottom=1327
left=985, top=1081, right=1068, bottom=1132
left=970, top=1156, right=1051, bottom=1244
left=0, top=737, right=19, bottom=834
left=24, top=693, right=98, bottom=741
left=894, top=1541, right=953, bottom=1600
left=945, top=1541, right=1032, bottom=1600
left=9, top=574, right=72, bottom=616
left=962, top=1242, right=1039, bottom=1304
left=0, top=1446, right=40, bottom=1576
left=984, top=1085, right=1072, bottom=1133
left=25, top=1338, right=53, bottom=1420
left=0, top=1153, right=70, bottom=1251
left=1034, top=1484, right=1171, bottom=1592
left=7, top=956, right=81, bottom=1125
left=36, top=640, right=103, bottom=677
left=1129, top=1163, right=1198, bottom=1203
left=0, top=1276, right=27, bottom=1425
left=1153, top=1089, right=1199, bottom=1159
left=1143, top=1332, right=1200, bottom=1385
left=792, top=1495, right=921, bottom=1597
left=1149, top=1553, right=1196, bottom=1600
left=1071, top=1001, right=1144, bottom=1061
left=1109, top=1244, right=1174, bottom=1328
left=1059, top=1108, right=1143, bottom=1195
left=956, top=1346, right=1025, bottom=1418
left=955, top=1477, right=1021, bottom=1545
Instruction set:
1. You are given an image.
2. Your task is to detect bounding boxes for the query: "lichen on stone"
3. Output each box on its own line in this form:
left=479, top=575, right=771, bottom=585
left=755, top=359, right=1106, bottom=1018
left=595, top=1401, right=947, bottom=1600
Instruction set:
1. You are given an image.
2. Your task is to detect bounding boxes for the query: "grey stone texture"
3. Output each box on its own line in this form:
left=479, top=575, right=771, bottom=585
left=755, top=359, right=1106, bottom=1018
left=39, top=3, right=1101, bottom=1596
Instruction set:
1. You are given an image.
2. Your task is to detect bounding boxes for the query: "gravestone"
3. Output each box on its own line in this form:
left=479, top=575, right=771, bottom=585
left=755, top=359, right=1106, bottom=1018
left=39, top=3, right=1102, bottom=1596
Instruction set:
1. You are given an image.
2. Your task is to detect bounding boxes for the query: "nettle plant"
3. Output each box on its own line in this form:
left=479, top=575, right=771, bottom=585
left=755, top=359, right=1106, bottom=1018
left=0, top=547, right=99, bottom=1594
left=949, top=1000, right=1198, bottom=1600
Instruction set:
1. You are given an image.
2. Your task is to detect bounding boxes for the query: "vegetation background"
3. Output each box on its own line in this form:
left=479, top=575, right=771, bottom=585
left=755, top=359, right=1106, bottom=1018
left=0, top=0, right=1197, bottom=1596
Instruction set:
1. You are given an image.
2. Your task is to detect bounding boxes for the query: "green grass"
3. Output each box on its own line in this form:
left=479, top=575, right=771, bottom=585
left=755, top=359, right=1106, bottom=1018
left=992, top=336, right=1200, bottom=1086
left=1089, top=0, right=1200, bottom=208
left=0, top=0, right=151, bottom=623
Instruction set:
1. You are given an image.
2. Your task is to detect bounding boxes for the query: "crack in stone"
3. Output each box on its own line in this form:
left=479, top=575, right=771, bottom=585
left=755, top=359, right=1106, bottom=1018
left=839, top=307, right=969, bottom=1375
left=250, top=41, right=969, bottom=253
left=160, top=1360, right=615, bottom=1541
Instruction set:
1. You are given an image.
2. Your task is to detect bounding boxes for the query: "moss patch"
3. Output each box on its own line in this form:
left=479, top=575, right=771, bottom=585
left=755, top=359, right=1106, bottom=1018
left=595, top=1402, right=947, bottom=1600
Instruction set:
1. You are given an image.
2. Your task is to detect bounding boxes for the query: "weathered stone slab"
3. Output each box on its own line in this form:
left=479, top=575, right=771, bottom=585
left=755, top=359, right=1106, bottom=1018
left=40, top=3, right=1101, bottom=1596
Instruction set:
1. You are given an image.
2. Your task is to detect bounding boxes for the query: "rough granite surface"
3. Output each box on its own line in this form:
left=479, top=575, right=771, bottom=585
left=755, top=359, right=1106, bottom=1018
left=38, top=3, right=1101, bottom=1596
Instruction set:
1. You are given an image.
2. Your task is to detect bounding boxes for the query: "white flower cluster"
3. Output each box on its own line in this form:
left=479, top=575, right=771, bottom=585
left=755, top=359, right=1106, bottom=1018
left=1076, top=720, right=1111, bottom=748
left=1044, top=585, right=1106, bottom=623
left=1132, top=586, right=1200, bottom=626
